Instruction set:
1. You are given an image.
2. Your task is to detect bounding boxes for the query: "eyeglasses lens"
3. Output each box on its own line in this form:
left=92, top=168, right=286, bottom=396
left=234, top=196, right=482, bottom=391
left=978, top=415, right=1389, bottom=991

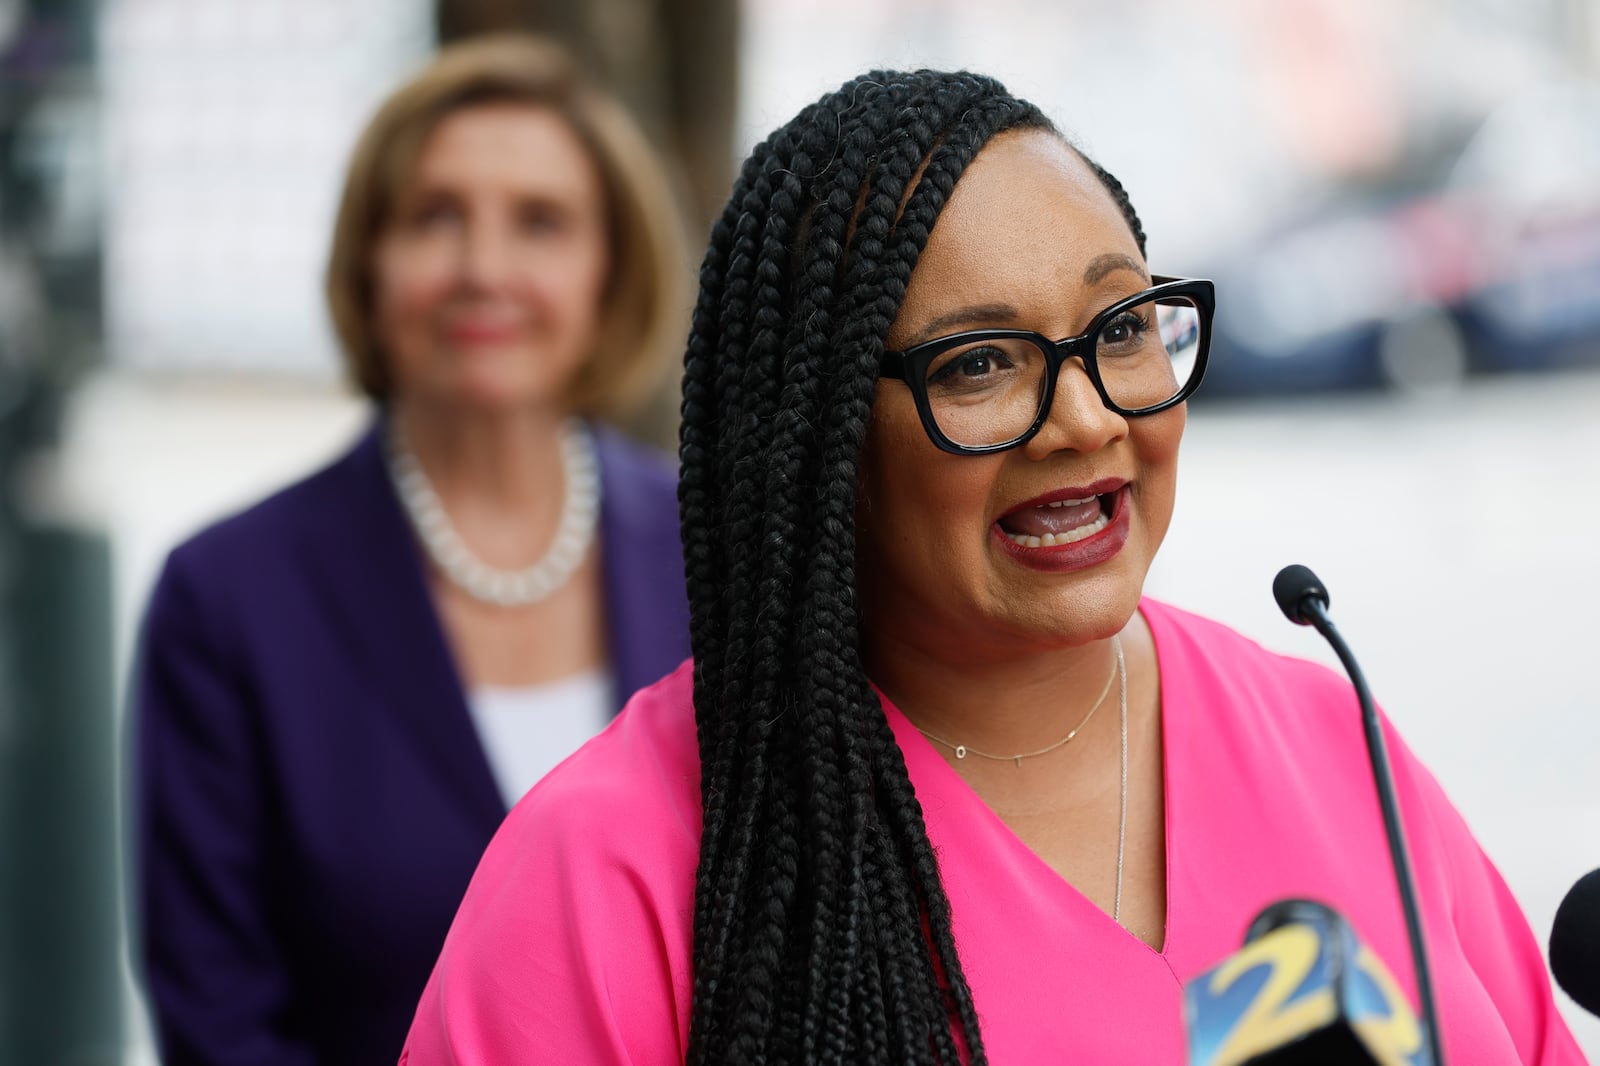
left=1094, top=295, right=1202, bottom=411
left=922, top=336, right=1048, bottom=449
left=921, top=294, right=1203, bottom=448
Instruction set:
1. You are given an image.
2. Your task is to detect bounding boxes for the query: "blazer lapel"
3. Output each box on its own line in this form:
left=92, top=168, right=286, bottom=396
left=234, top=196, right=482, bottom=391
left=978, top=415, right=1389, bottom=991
left=297, top=420, right=507, bottom=831
left=594, top=426, right=691, bottom=703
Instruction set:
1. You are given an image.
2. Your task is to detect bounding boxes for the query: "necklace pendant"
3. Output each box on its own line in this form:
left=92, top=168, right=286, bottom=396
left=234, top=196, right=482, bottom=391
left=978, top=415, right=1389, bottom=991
left=1014, top=756, right=1023, bottom=768
left=954, top=745, right=967, bottom=759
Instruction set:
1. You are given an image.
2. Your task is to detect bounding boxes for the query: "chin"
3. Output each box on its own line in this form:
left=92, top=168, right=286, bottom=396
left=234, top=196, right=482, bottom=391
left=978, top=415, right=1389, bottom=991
left=444, top=371, right=569, bottom=416
left=1008, top=562, right=1150, bottom=648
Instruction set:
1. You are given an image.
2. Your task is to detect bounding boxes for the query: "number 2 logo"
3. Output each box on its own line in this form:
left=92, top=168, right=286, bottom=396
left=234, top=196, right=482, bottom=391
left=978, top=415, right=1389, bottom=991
left=1202, top=924, right=1337, bottom=1065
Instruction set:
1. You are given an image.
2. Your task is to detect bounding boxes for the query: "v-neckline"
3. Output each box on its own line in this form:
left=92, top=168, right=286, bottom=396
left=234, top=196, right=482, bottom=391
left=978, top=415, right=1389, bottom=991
left=879, top=599, right=1180, bottom=960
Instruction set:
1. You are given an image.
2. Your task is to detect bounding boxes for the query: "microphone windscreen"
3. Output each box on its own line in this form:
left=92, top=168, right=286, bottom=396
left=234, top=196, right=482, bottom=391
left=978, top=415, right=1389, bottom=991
left=1272, top=564, right=1329, bottom=626
left=1185, top=899, right=1425, bottom=1065
left=1551, top=868, right=1600, bottom=1016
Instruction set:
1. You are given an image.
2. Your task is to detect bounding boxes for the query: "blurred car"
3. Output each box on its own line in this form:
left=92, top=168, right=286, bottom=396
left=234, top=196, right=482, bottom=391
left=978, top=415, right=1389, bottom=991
left=1449, top=81, right=1600, bottom=374
left=1197, top=197, right=1478, bottom=397
left=1194, top=80, right=1600, bottom=400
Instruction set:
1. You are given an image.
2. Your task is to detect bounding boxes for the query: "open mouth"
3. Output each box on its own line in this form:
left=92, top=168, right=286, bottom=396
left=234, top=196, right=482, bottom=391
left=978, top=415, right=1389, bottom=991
left=996, top=489, right=1120, bottom=549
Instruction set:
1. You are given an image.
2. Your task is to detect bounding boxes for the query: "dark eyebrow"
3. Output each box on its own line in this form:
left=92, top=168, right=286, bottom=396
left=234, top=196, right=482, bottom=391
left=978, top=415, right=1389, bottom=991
left=903, top=303, right=1019, bottom=347
left=899, top=254, right=1151, bottom=348
left=1083, top=252, right=1149, bottom=286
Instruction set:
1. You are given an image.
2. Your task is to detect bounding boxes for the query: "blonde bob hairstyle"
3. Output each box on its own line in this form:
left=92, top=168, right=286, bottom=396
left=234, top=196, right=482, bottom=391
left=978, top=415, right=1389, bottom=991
left=326, top=34, right=688, bottom=417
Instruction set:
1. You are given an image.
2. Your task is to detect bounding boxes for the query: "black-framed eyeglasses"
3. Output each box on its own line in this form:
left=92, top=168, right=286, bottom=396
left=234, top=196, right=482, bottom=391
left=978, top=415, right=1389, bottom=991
left=878, top=275, right=1215, bottom=455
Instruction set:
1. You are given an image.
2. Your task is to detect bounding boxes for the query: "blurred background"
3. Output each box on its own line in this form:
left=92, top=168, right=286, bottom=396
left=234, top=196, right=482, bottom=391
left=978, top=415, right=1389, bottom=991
left=1, top=0, right=1596, bottom=1061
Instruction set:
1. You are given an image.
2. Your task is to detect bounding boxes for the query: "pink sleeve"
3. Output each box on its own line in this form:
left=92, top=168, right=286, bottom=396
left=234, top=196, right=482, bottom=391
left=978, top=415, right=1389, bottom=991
left=397, top=708, right=698, bottom=1065
left=1391, top=725, right=1588, bottom=1064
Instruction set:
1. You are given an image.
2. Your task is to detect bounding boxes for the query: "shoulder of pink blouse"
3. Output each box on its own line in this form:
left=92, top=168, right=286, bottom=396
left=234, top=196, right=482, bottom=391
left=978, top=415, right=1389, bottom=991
left=399, top=659, right=702, bottom=1065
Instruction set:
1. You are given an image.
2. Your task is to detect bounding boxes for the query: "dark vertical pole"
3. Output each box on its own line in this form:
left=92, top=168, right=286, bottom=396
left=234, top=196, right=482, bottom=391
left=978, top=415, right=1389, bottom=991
left=1, top=528, right=120, bottom=1064
left=0, top=0, right=119, bottom=1062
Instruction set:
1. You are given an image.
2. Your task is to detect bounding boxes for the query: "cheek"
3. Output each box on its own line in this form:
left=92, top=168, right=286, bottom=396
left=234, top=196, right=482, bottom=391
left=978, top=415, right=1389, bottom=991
left=539, top=238, right=610, bottom=325
left=1141, top=401, right=1184, bottom=452
left=860, top=397, right=935, bottom=524
left=1133, top=406, right=1186, bottom=530
left=860, top=402, right=998, bottom=571
left=374, top=245, right=454, bottom=329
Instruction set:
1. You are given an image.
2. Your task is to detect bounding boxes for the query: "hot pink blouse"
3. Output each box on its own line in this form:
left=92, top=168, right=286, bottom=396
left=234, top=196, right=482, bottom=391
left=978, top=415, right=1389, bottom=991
left=399, top=599, right=1585, bottom=1064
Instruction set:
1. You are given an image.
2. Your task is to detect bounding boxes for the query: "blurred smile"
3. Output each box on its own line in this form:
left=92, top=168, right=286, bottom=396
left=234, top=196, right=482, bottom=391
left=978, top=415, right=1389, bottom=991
left=444, top=318, right=524, bottom=346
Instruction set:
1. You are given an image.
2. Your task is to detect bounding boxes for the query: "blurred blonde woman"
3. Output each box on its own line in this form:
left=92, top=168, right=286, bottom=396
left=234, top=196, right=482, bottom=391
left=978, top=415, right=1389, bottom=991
left=131, top=35, right=689, bottom=1066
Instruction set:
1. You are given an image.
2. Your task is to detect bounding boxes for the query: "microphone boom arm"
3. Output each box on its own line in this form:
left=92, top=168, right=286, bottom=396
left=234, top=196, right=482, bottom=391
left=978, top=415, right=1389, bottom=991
left=1298, top=594, right=1445, bottom=1066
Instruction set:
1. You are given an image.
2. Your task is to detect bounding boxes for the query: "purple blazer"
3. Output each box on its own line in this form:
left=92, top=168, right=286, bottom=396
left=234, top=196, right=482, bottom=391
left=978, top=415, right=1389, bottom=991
left=132, top=419, right=690, bottom=1066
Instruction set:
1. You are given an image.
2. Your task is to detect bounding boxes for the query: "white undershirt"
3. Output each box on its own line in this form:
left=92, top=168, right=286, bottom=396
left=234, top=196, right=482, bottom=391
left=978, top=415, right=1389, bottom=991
left=467, top=669, right=614, bottom=809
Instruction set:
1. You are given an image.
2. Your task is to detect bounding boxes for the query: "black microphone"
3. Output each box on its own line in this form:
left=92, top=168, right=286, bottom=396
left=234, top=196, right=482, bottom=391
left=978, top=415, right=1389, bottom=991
left=1272, top=564, right=1328, bottom=627
left=1551, top=868, right=1600, bottom=1017
left=1270, top=564, right=1444, bottom=1066
left=1185, top=898, right=1427, bottom=1065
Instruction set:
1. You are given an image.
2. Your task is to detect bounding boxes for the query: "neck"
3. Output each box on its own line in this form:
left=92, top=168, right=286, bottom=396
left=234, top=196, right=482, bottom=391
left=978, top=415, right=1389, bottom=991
left=390, top=397, right=570, bottom=510
left=387, top=398, right=583, bottom=570
left=868, top=624, right=1132, bottom=766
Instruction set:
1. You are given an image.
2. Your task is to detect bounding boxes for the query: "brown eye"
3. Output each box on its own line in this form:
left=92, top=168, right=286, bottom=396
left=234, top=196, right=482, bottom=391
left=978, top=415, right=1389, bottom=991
left=1098, top=310, right=1151, bottom=352
left=404, top=195, right=462, bottom=231
left=929, top=346, right=1011, bottom=385
left=923, top=337, right=1044, bottom=400
left=516, top=202, right=568, bottom=236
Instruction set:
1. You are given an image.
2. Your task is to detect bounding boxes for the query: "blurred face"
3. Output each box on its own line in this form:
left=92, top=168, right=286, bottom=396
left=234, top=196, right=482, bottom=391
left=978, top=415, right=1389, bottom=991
left=857, top=130, right=1186, bottom=665
left=372, top=103, right=609, bottom=412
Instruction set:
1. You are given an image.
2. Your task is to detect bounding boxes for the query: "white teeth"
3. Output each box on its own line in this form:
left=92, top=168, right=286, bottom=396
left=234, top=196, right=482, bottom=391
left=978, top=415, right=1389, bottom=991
left=1046, top=496, right=1096, bottom=509
left=1004, top=510, right=1110, bottom=549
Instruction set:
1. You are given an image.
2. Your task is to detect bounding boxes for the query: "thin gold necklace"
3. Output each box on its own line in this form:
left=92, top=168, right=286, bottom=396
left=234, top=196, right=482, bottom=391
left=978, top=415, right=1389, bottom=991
left=915, top=635, right=1122, bottom=768
left=915, top=638, right=1131, bottom=923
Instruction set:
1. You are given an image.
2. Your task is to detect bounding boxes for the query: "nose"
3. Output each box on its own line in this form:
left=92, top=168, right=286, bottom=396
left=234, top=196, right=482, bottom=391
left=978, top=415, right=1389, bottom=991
left=458, top=218, right=514, bottom=292
left=1020, top=358, right=1127, bottom=460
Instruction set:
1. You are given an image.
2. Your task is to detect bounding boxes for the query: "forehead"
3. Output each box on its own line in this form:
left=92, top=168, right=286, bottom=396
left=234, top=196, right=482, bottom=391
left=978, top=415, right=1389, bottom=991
left=405, top=103, right=598, bottom=194
left=894, top=130, right=1144, bottom=336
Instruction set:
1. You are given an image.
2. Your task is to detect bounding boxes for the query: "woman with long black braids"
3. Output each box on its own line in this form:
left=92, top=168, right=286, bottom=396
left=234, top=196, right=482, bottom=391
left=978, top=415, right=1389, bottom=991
left=400, top=70, right=1581, bottom=1063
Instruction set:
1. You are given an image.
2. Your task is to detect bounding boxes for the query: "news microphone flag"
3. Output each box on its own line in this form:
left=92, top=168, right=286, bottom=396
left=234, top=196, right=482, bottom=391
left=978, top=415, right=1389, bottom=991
left=1185, top=899, right=1426, bottom=1066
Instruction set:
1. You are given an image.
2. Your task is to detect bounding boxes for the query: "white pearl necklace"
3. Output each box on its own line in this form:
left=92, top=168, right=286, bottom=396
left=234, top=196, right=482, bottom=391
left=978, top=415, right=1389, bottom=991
left=384, top=418, right=600, bottom=608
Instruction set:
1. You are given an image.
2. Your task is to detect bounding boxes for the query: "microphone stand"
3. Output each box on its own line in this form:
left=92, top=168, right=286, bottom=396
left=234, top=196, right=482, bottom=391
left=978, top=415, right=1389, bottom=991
left=1297, top=594, right=1444, bottom=1066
